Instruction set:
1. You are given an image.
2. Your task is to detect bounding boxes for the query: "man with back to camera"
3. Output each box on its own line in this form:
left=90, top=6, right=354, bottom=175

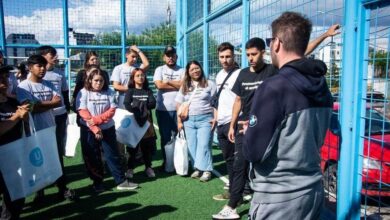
left=243, top=11, right=333, bottom=219
left=153, top=46, right=184, bottom=171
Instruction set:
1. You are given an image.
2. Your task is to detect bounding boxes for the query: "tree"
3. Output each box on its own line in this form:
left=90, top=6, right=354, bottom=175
left=369, top=50, right=389, bottom=78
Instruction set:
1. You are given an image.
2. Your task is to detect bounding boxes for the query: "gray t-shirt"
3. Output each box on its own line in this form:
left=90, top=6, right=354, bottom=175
left=175, top=80, right=217, bottom=116
left=153, top=65, right=184, bottom=111
left=110, top=63, right=136, bottom=96
left=43, top=69, right=68, bottom=116
left=16, top=79, right=58, bottom=131
left=76, top=88, right=116, bottom=130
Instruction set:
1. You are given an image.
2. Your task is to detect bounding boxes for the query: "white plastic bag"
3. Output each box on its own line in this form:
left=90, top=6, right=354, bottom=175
left=164, top=132, right=176, bottom=173
left=65, top=113, right=79, bottom=157
left=0, top=116, right=62, bottom=201
left=113, top=108, right=150, bottom=148
left=174, top=130, right=188, bottom=176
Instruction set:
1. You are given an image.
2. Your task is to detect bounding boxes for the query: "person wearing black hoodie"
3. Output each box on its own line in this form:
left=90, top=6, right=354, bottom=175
left=243, top=12, right=333, bottom=220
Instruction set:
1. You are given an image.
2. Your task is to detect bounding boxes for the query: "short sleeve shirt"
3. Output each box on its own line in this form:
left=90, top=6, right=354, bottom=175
left=232, top=65, right=277, bottom=120
left=43, top=69, right=68, bottom=115
left=110, top=63, right=135, bottom=96
left=0, top=98, right=23, bottom=145
left=77, top=88, right=117, bottom=130
left=16, top=79, right=58, bottom=131
left=175, top=80, right=217, bottom=116
left=215, top=68, right=241, bottom=125
left=153, top=65, right=184, bottom=111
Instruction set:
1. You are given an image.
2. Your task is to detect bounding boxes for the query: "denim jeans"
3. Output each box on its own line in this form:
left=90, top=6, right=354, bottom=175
left=155, top=110, right=177, bottom=164
left=183, top=113, right=213, bottom=171
left=80, top=125, right=125, bottom=185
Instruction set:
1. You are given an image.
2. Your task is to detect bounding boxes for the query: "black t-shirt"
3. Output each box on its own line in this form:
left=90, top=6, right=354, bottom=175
left=0, top=98, right=23, bottom=145
left=232, top=64, right=277, bottom=120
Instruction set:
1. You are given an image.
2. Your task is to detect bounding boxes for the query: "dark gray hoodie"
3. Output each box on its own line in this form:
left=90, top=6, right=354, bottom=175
left=243, top=58, right=333, bottom=203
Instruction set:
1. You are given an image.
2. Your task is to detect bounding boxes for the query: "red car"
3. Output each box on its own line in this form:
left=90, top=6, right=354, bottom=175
left=321, top=102, right=390, bottom=197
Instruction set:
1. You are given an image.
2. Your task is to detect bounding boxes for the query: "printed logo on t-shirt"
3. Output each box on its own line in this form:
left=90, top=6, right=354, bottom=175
left=89, top=97, right=109, bottom=105
left=249, top=115, right=257, bottom=127
left=242, top=81, right=263, bottom=91
left=133, top=95, right=148, bottom=102
left=32, top=90, right=53, bottom=101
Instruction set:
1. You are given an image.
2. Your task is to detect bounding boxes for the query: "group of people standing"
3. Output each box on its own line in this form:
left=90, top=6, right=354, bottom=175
left=0, top=11, right=340, bottom=220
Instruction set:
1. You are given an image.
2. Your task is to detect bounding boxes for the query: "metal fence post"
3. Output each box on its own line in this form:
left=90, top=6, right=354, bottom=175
left=0, top=0, right=6, bottom=55
left=203, top=0, right=209, bottom=76
left=120, top=0, right=126, bottom=63
left=241, top=0, right=249, bottom=68
left=338, top=0, right=364, bottom=219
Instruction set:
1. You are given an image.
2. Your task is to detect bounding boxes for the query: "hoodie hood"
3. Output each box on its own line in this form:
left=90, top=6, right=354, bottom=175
left=281, top=58, right=333, bottom=106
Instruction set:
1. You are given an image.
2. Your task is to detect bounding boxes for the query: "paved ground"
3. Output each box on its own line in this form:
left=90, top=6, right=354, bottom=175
left=324, top=192, right=390, bottom=220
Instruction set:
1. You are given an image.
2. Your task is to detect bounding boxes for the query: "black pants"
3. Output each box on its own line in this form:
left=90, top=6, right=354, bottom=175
left=228, top=132, right=250, bottom=209
left=127, top=137, right=156, bottom=169
left=0, top=172, right=24, bottom=220
left=54, top=113, right=68, bottom=192
left=217, top=122, right=235, bottom=192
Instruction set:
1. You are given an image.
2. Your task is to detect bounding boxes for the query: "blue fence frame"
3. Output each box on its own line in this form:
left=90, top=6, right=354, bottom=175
left=176, top=0, right=390, bottom=219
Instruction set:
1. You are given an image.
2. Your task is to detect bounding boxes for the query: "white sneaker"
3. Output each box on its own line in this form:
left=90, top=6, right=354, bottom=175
left=199, top=171, right=212, bottom=182
left=125, top=169, right=134, bottom=178
left=212, top=206, right=240, bottom=219
left=191, top=170, right=201, bottom=178
left=223, top=182, right=230, bottom=190
left=116, top=180, right=138, bottom=190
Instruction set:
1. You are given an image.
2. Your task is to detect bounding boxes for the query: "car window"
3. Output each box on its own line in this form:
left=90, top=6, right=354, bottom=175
left=365, top=109, right=390, bottom=134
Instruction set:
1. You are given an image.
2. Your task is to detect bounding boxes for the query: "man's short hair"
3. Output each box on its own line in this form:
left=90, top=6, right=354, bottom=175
left=271, top=11, right=312, bottom=55
left=245, top=37, right=266, bottom=50
left=27, top=55, right=48, bottom=66
left=217, top=42, right=234, bottom=53
left=36, top=45, right=57, bottom=56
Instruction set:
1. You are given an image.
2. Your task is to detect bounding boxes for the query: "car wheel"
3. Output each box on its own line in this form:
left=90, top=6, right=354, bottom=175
left=323, top=163, right=338, bottom=195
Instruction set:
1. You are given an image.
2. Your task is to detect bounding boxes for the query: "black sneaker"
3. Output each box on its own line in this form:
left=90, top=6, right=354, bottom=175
left=61, top=189, right=79, bottom=201
left=93, top=183, right=105, bottom=193
left=33, top=190, right=45, bottom=203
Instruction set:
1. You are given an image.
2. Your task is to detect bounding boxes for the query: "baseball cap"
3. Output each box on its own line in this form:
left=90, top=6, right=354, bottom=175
left=164, top=46, right=176, bottom=55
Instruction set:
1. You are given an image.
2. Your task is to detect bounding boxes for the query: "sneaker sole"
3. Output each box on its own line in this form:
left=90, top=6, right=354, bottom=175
left=212, top=197, right=229, bottom=201
left=116, top=186, right=138, bottom=190
left=212, top=215, right=240, bottom=220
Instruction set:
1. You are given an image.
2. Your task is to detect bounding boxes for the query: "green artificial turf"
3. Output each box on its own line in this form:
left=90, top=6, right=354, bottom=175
left=20, top=129, right=250, bottom=219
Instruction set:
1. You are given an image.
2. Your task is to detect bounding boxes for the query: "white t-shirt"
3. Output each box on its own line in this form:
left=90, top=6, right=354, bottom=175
left=16, top=79, right=58, bottom=131
left=215, top=68, right=241, bottom=125
left=76, top=88, right=117, bottom=130
left=153, top=65, right=184, bottom=111
left=43, top=69, right=68, bottom=116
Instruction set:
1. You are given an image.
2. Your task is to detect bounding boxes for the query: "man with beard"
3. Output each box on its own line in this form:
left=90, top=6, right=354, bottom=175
left=153, top=46, right=184, bottom=171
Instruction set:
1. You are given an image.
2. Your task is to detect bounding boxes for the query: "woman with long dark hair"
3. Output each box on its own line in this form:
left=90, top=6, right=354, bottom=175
left=175, top=60, right=217, bottom=182
left=123, top=68, right=157, bottom=178
left=77, top=67, right=138, bottom=192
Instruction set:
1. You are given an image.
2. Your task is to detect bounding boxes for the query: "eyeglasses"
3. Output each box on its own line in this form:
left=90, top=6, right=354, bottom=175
left=266, top=38, right=275, bottom=47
